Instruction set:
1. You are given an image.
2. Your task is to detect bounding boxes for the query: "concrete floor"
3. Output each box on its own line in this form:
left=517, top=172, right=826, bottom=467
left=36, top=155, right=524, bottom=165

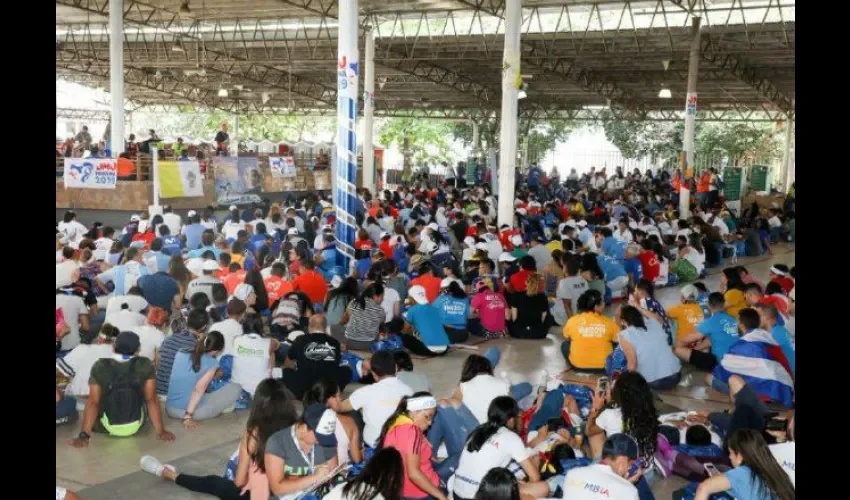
left=59, top=246, right=795, bottom=499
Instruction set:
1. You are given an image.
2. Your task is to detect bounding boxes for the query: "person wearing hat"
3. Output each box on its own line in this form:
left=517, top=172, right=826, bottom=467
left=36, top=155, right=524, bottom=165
left=401, top=285, right=450, bottom=357
left=666, top=284, right=706, bottom=342
left=410, top=264, right=442, bottom=304
left=69, top=332, right=175, bottom=447
left=509, top=234, right=528, bottom=259
left=185, top=258, right=225, bottom=304
left=561, top=433, right=641, bottom=500
left=433, top=278, right=471, bottom=343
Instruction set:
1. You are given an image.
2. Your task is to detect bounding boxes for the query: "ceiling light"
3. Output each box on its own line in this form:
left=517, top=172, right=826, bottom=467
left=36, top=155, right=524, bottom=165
left=517, top=90, right=527, bottom=99
left=658, top=88, right=672, bottom=99
left=662, top=60, right=671, bottom=71
left=171, top=42, right=184, bottom=52
left=218, top=87, right=228, bottom=97
left=378, top=76, right=387, bottom=90
left=262, top=92, right=271, bottom=104
left=179, top=1, right=191, bottom=14
left=234, top=84, right=244, bottom=91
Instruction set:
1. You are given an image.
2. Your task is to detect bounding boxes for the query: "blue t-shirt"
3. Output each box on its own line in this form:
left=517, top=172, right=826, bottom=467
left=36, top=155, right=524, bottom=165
left=601, top=236, right=627, bottom=263
left=725, top=465, right=776, bottom=500
left=137, top=272, right=180, bottom=310
left=596, top=255, right=627, bottom=281
left=624, top=258, right=642, bottom=283
left=182, top=223, right=205, bottom=250
left=432, top=295, right=470, bottom=329
left=166, top=350, right=218, bottom=410
left=187, top=245, right=223, bottom=259
left=697, top=292, right=712, bottom=318
left=161, top=235, right=183, bottom=256
left=527, top=167, right=543, bottom=187
left=696, top=311, right=740, bottom=360
left=771, top=325, right=795, bottom=374
left=405, top=304, right=450, bottom=347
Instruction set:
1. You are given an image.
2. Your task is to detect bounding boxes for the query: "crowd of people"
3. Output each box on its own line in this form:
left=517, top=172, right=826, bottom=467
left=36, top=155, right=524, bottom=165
left=56, top=165, right=795, bottom=500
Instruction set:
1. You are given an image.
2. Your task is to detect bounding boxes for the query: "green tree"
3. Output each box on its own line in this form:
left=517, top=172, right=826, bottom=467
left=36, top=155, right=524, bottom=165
left=376, top=118, right=455, bottom=165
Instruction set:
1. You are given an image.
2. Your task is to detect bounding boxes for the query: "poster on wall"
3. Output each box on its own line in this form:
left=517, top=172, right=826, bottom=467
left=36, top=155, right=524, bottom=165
left=158, top=160, right=204, bottom=198
left=214, top=157, right=263, bottom=205
left=64, top=158, right=118, bottom=189
left=269, top=156, right=296, bottom=178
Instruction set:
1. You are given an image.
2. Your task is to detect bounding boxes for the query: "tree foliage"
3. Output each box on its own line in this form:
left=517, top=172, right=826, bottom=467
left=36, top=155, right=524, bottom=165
left=452, top=114, right=576, bottom=164
left=376, top=117, right=455, bottom=165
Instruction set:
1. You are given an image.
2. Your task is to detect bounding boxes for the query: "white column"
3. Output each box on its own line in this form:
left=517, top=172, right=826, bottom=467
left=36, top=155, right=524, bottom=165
left=335, top=0, right=359, bottom=270
left=109, top=0, right=125, bottom=155
left=362, top=30, right=376, bottom=193
left=497, top=0, right=522, bottom=229
left=233, top=114, right=239, bottom=156
left=780, top=118, right=794, bottom=190
left=680, top=16, right=701, bottom=218
left=151, top=145, right=160, bottom=209
left=470, top=120, right=479, bottom=153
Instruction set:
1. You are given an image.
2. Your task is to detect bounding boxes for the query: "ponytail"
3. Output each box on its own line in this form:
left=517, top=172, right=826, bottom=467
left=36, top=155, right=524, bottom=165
left=526, top=273, right=540, bottom=297
left=466, top=396, right=519, bottom=453
left=354, top=282, right=384, bottom=310
left=192, top=330, right=224, bottom=372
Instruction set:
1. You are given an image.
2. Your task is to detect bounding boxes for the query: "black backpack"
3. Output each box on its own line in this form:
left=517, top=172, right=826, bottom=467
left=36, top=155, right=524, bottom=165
left=100, top=358, right=145, bottom=426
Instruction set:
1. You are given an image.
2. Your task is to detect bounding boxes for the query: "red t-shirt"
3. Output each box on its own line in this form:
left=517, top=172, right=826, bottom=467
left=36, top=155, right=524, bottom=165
left=355, top=239, right=374, bottom=250
left=410, top=274, right=442, bottom=303
left=508, top=269, right=545, bottom=293
left=759, top=295, right=789, bottom=317
left=557, top=204, right=570, bottom=221
left=264, top=275, right=294, bottom=305
left=770, top=276, right=794, bottom=296
left=379, top=241, right=393, bottom=258
left=132, top=231, right=155, bottom=250
left=637, top=250, right=660, bottom=284
left=499, top=231, right=514, bottom=251
left=293, top=270, right=328, bottom=304
left=382, top=423, right=438, bottom=499
left=223, top=270, right=247, bottom=295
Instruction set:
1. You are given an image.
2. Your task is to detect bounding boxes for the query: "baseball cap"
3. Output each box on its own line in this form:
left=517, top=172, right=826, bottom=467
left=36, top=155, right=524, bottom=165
left=498, top=252, right=517, bottom=263
left=680, top=284, right=699, bottom=301
left=463, top=236, right=476, bottom=248
left=380, top=231, right=391, bottom=239
left=130, top=214, right=141, bottom=222
left=409, top=285, right=429, bottom=305
left=114, top=331, right=141, bottom=356
left=202, top=260, right=220, bottom=271
left=287, top=228, right=299, bottom=236
left=564, top=220, right=578, bottom=229
left=187, top=210, right=197, bottom=217
left=510, top=234, right=523, bottom=246
left=322, top=224, right=334, bottom=232
left=427, top=222, right=439, bottom=232
left=303, top=403, right=338, bottom=447
left=576, top=220, right=588, bottom=227
left=474, top=242, right=489, bottom=251
left=603, top=433, right=639, bottom=460
left=229, top=205, right=238, bottom=211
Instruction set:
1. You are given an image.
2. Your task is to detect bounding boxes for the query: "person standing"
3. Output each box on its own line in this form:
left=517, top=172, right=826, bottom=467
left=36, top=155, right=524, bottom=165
left=214, top=123, right=230, bottom=156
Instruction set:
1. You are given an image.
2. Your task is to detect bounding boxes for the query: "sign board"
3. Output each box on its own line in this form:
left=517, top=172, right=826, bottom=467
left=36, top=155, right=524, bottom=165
left=269, top=156, right=296, bottom=178
left=686, top=93, right=698, bottom=116
left=750, top=165, right=769, bottom=192
left=722, top=167, right=743, bottom=201
left=214, top=156, right=263, bottom=205
left=63, top=158, right=117, bottom=189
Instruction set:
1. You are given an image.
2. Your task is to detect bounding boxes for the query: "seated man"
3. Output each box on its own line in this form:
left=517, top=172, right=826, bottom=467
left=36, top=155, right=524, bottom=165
left=282, top=315, right=351, bottom=399
left=674, top=292, right=740, bottom=372
left=561, top=433, right=641, bottom=500
left=57, top=324, right=120, bottom=410
left=69, top=332, right=175, bottom=447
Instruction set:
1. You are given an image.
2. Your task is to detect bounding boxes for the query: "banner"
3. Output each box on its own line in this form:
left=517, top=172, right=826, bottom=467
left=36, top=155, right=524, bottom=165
left=269, top=156, right=296, bottom=178
left=159, top=160, right=204, bottom=198
left=64, top=158, right=117, bottom=189
left=214, top=157, right=263, bottom=205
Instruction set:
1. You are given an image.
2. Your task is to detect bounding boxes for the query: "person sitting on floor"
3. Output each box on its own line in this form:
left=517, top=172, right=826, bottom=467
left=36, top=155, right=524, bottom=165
left=433, top=279, right=471, bottom=343
left=562, top=289, right=620, bottom=372
left=675, top=292, right=740, bottom=373
left=57, top=324, right=120, bottom=411
left=507, top=271, right=551, bottom=340
left=665, top=284, right=705, bottom=343
left=468, top=278, right=508, bottom=339
left=614, top=306, right=682, bottom=390
left=283, top=314, right=352, bottom=399
left=401, top=285, right=451, bottom=357
left=561, top=434, right=642, bottom=500
left=69, top=332, right=175, bottom=447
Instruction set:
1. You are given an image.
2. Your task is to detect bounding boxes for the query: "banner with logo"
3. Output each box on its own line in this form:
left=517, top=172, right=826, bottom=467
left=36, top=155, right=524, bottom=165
left=63, top=158, right=117, bottom=189
left=158, top=160, right=204, bottom=198
left=214, top=156, right=263, bottom=205
left=269, top=156, right=297, bottom=178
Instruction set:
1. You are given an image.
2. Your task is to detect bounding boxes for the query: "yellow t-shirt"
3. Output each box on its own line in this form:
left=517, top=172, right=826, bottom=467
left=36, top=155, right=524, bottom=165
left=724, top=289, right=747, bottom=318
left=571, top=203, right=586, bottom=216
left=666, top=303, right=705, bottom=339
left=546, top=241, right=563, bottom=254
left=563, top=312, right=620, bottom=369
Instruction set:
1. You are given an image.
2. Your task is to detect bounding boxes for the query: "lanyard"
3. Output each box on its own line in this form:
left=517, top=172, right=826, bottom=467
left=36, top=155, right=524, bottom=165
left=290, top=426, right=315, bottom=473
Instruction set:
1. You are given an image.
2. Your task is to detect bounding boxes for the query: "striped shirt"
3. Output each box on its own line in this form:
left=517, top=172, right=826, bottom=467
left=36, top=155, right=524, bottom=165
left=344, top=298, right=386, bottom=343
left=156, top=331, right=198, bottom=395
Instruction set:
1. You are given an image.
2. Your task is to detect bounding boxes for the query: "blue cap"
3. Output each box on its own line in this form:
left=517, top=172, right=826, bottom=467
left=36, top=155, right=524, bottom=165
left=603, top=433, right=639, bottom=460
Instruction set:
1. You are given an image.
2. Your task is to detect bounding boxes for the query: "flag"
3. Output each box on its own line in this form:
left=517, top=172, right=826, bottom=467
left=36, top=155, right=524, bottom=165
left=713, top=329, right=794, bottom=408
left=158, top=160, right=204, bottom=198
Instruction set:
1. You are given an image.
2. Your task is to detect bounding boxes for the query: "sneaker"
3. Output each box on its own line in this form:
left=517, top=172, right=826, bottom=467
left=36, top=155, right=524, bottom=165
left=140, top=455, right=176, bottom=477
left=221, top=404, right=237, bottom=414
left=678, top=373, right=692, bottom=388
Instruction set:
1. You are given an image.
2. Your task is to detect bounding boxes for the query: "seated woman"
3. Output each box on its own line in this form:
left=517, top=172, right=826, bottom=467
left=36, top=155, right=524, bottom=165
left=473, top=468, right=523, bottom=500
left=695, top=429, right=794, bottom=500
left=561, top=289, right=620, bottom=372
left=333, top=282, right=386, bottom=351
left=379, top=393, right=446, bottom=500
left=631, top=279, right=673, bottom=345
left=323, top=447, right=405, bottom=500
left=323, top=277, right=359, bottom=330
left=401, top=285, right=451, bottom=357
left=433, top=279, right=471, bottom=343
left=614, top=306, right=682, bottom=390
left=140, top=378, right=298, bottom=499
left=506, top=272, right=551, bottom=339
left=303, top=379, right=363, bottom=465
left=165, top=331, right=243, bottom=425
left=468, top=279, right=508, bottom=339
left=451, top=397, right=550, bottom=500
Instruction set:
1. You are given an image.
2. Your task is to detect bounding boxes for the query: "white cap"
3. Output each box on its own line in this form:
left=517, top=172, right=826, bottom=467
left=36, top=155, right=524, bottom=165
left=233, top=283, right=255, bottom=301
left=187, top=210, right=197, bottom=217
left=409, top=285, right=429, bottom=305
left=288, top=330, right=305, bottom=342
left=330, top=275, right=343, bottom=289
left=130, top=214, right=141, bottom=222
left=680, top=284, right=699, bottom=301
left=427, top=222, right=439, bottom=232
left=423, top=241, right=438, bottom=254
left=517, top=208, right=528, bottom=216
left=564, top=220, right=577, bottom=229
left=529, top=200, right=542, bottom=208
left=510, top=234, right=523, bottom=246
left=463, top=236, right=476, bottom=248
left=287, top=228, right=299, bottom=236
left=474, top=242, right=489, bottom=251
left=379, top=231, right=391, bottom=239
left=186, top=257, right=204, bottom=276
left=229, top=205, right=238, bottom=211
left=440, top=277, right=456, bottom=289
left=577, top=220, right=588, bottom=227
left=498, top=252, right=517, bottom=263
left=322, top=224, right=334, bottom=231
left=202, top=260, right=220, bottom=271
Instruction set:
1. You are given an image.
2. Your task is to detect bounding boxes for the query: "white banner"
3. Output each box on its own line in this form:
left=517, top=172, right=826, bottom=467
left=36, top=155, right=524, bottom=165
left=64, top=158, right=118, bottom=189
left=269, top=156, right=297, bottom=178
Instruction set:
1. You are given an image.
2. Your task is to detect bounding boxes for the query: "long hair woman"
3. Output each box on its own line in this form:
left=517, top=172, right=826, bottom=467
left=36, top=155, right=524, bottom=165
left=168, top=254, right=193, bottom=305
left=506, top=272, right=550, bottom=339
left=323, top=447, right=405, bottom=500
left=474, top=468, right=521, bottom=500
left=339, top=281, right=386, bottom=351
left=378, top=393, right=444, bottom=500
left=615, top=305, right=682, bottom=390
left=141, top=378, right=297, bottom=500
left=452, top=397, right=548, bottom=500
left=695, top=428, right=794, bottom=500
left=303, top=379, right=363, bottom=464
left=721, top=267, right=748, bottom=317
left=324, top=276, right=359, bottom=329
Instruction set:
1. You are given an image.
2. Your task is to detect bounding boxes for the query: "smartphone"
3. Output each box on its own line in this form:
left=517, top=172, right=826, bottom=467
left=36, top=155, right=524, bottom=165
left=766, top=418, right=788, bottom=432
left=627, top=458, right=646, bottom=477
left=703, top=463, right=721, bottom=477
left=597, top=377, right=610, bottom=395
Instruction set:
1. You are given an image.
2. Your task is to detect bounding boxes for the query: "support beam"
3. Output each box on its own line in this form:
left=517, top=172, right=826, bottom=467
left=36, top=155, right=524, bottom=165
left=680, top=16, right=701, bottom=219
left=335, top=0, right=359, bottom=270
left=780, top=118, right=794, bottom=191
left=362, top=30, right=376, bottom=193
left=497, top=0, right=521, bottom=229
left=109, top=0, right=124, bottom=155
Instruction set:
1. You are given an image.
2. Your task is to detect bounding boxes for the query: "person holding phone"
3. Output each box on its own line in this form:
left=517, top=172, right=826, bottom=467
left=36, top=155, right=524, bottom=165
left=560, top=434, right=641, bottom=500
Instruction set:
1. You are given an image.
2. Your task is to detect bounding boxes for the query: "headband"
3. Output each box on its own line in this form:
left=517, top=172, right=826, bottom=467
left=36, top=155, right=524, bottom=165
left=769, top=266, right=787, bottom=276
left=407, top=396, right=437, bottom=412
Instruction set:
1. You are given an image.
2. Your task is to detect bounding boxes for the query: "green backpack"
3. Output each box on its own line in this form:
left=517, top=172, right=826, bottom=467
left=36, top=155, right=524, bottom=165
left=671, top=258, right=699, bottom=282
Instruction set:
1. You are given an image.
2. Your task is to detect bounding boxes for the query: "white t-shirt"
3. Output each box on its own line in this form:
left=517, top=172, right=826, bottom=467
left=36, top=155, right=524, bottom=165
left=58, top=220, right=89, bottom=244
left=655, top=260, right=670, bottom=287
left=613, top=228, right=633, bottom=243
left=56, top=343, right=114, bottom=396
left=712, top=218, right=730, bottom=236
left=768, top=215, right=783, bottom=229
left=132, top=324, right=166, bottom=361
left=56, top=260, right=79, bottom=289
left=452, top=427, right=534, bottom=498
left=231, top=334, right=273, bottom=396
left=210, top=318, right=245, bottom=355
left=380, top=287, right=401, bottom=322
left=105, top=295, right=149, bottom=318
left=683, top=248, right=705, bottom=275
left=222, top=220, right=246, bottom=240
left=56, top=293, right=88, bottom=351
left=562, top=464, right=639, bottom=500
left=460, top=374, right=510, bottom=424
left=106, top=309, right=146, bottom=332
left=770, top=441, right=795, bottom=485
left=595, top=407, right=624, bottom=435
left=348, top=376, right=413, bottom=447
left=162, top=213, right=182, bottom=235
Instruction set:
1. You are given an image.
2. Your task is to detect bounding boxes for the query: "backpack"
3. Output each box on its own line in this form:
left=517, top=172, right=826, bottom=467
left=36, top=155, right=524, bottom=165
left=670, top=258, right=699, bottom=283
left=100, top=358, right=144, bottom=427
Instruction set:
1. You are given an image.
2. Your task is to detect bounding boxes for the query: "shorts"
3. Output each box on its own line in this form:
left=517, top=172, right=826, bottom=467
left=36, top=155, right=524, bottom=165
left=689, top=349, right=718, bottom=372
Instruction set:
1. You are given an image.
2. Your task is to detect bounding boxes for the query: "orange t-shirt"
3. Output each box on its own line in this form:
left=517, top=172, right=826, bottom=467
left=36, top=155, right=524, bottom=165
left=293, top=270, right=328, bottom=304
left=563, top=312, right=620, bottom=369
left=410, top=274, right=442, bottom=303
left=264, top=275, right=294, bottom=305
left=223, top=270, right=247, bottom=295
left=116, top=157, right=136, bottom=178
left=666, top=303, right=705, bottom=339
